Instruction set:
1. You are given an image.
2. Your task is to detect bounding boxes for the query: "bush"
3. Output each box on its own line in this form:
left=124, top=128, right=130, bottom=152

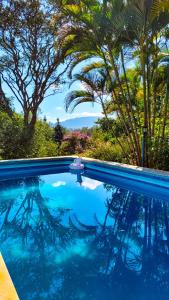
left=0, top=113, right=58, bottom=159
left=60, top=131, right=90, bottom=154
left=83, top=139, right=129, bottom=163
left=31, top=121, right=58, bottom=157
left=149, top=139, right=169, bottom=170
left=0, top=112, right=24, bottom=159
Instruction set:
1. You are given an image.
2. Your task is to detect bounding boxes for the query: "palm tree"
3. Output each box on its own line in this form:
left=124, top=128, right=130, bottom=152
left=66, top=67, right=132, bottom=158
left=65, top=69, right=110, bottom=118
left=58, top=0, right=142, bottom=164
left=58, top=0, right=169, bottom=166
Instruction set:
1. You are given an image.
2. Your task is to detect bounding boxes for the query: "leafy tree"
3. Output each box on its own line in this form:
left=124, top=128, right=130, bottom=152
left=61, top=131, right=90, bottom=154
left=0, top=112, right=57, bottom=159
left=54, top=118, right=64, bottom=146
left=56, top=0, right=169, bottom=167
left=0, top=78, right=13, bottom=116
left=0, top=0, right=69, bottom=151
left=0, top=112, right=23, bottom=159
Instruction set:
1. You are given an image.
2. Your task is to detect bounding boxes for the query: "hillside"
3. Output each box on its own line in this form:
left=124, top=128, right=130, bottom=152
left=61, top=116, right=99, bottom=129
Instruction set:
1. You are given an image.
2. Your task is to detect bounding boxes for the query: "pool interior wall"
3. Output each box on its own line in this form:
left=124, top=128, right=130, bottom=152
left=0, top=157, right=169, bottom=200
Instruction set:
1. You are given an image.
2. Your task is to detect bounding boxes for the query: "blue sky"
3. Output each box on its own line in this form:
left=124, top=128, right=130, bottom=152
left=5, top=81, right=102, bottom=123
left=40, top=82, right=103, bottom=122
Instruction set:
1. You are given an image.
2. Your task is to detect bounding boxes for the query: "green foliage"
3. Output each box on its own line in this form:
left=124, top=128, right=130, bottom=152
left=31, top=121, right=58, bottom=158
left=59, top=141, right=72, bottom=155
left=96, top=118, right=125, bottom=138
left=0, top=112, right=58, bottom=159
left=1, top=0, right=169, bottom=171
left=0, top=112, right=24, bottom=159
left=83, top=139, right=128, bottom=163
left=54, top=119, right=64, bottom=145
left=0, top=93, right=13, bottom=117
left=59, top=0, right=169, bottom=167
left=149, top=138, right=169, bottom=170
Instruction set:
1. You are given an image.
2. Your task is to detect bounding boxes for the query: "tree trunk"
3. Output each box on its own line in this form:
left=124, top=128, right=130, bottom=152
left=21, top=110, right=37, bottom=157
left=141, top=48, right=149, bottom=167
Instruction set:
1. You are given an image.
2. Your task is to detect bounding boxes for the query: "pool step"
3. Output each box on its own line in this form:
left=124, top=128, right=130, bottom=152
left=0, top=254, right=19, bottom=300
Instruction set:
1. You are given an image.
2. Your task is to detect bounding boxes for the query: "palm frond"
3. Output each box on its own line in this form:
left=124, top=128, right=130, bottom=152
left=82, top=61, right=105, bottom=74
left=151, top=0, right=169, bottom=20
left=65, top=90, right=94, bottom=112
left=68, top=52, right=98, bottom=79
left=73, top=73, right=98, bottom=91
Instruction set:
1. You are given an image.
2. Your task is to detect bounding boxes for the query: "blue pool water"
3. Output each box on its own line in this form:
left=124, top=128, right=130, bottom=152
left=1, top=167, right=169, bottom=300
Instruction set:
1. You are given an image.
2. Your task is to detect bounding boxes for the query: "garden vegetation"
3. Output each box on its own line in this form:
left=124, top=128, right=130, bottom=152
left=0, top=0, right=169, bottom=170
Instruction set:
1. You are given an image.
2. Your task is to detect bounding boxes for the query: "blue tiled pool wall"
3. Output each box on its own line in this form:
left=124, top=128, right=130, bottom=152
left=0, top=157, right=169, bottom=191
left=85, top=169, right=169, bottom=201
left=0, top=157, right=73, bottom=169
left=85, top=162, right=169, bottom=186
left=0, top=158, right=73, bottom=179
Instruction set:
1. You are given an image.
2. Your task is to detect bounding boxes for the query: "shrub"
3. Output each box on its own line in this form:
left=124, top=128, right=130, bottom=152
left=30, top=121, right=58, bottom=157
left=61, top=131, right=90, bottom=154
left=0, top=113, right=58, bottom=159
left=0, top=112, right=24, bottom=159
left=83, top=139, right=129, bottom=163
left=149, top=139, right=169, bottom=170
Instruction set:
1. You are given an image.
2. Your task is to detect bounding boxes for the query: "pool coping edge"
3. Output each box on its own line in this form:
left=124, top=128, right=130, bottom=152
left=0, top=156, right=169, bottom=181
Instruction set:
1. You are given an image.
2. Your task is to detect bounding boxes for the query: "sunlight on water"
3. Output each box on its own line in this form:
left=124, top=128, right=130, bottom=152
left=81, top=178, right=102, bottom=190
left=9, top=243, right=30, bottom=260
left=55, top=240, right=89, bottom=265
left=52, top=181, right=66, bottom=187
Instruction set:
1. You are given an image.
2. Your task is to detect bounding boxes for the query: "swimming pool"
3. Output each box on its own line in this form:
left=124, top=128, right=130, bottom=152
left=1, top=157, right=169, bottom=300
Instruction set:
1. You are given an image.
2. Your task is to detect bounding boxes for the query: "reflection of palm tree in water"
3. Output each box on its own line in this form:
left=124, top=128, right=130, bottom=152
left=93, top=185, right=169, bottom=298
left=57, top=186, right=169, bottom=300
left=1, top=177, right=169, bottom=299
left=0, top=177, right=74, bottom=248
left=0, top=177, right=78, bottom=298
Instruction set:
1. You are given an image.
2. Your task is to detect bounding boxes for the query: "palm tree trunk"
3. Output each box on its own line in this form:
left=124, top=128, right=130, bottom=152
left=120, top=48, right=141, bottom=163
left=101, top=99, right=131, bottom=163
left=108, top=45, right=141, bottom=165
left=101, top=49, right=137, bottom=164
left=161, top=83, right=169, bottom=141
left=141, top=48, right=149, bottom=167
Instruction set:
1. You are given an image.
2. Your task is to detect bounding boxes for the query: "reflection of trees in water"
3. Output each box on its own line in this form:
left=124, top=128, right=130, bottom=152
left=0, top=177, right=76, bottom=299
left=92, top=184, right=169, bottom=299
left=0, top=177, right=72, bottom=247
left=0, top=177, right=169, bottom=299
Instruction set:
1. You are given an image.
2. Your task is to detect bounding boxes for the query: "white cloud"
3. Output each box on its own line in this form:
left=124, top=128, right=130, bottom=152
left=49, top=83, right=60, bottom=90
left=52, top=181, right=66, bottom=187
left=79, top=112, right=102, bottom=117
left=55, top=106, right=63, bottom=111
left=81, top=178, right=102, bottom=190
left=44, top=111, right=103, bottom=123
left=60, top=112, right=103, bottom=122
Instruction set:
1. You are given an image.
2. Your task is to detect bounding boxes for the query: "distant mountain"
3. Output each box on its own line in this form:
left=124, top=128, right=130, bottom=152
left=61, top=116, right=100, bottom=129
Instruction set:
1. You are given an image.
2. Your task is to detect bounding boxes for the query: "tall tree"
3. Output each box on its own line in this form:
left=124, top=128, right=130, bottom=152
left=0, top=0, right=68, bottom=151
left=57, top=0, right=169, bottom=167
left=54, top=118, right=64, bottom=146
left=0, top=78, right=13, bottom=116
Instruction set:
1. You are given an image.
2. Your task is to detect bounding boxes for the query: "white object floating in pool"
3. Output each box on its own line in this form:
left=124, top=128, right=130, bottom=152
left=69, top=158, right=84, bottom=170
